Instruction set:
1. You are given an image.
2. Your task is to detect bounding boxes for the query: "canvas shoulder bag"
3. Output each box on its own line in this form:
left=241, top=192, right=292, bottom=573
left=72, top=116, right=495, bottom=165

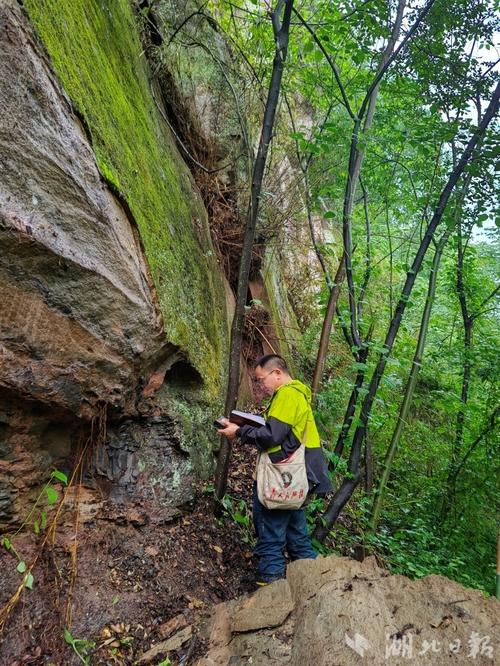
left=256, top=424, right=309, bottom=510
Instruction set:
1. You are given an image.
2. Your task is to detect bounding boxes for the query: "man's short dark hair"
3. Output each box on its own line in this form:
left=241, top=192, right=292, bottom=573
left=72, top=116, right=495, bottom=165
left=255, top=354, right=289, bottom=373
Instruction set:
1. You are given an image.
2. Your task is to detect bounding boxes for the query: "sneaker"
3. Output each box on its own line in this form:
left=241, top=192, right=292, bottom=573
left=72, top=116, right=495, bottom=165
left=255, top=580, right=270, bottom=588
left=255, top=574, right=284, bottom=588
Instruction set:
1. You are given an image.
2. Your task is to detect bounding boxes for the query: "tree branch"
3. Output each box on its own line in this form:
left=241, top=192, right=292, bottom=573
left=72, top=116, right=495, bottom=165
left=451, top=405, right=499, bottom=482
left=358, top=0, right=437, bottom=122
left=292, top=8, right=356, bottom=120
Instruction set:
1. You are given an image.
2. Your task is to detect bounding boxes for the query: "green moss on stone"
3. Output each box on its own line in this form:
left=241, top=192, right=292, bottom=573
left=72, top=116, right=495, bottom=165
left=24, top=0, right=228, bottom=399
left=158, top=391, right=217, bottom=479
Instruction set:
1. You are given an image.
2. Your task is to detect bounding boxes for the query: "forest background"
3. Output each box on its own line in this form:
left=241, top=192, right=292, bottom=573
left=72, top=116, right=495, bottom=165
left=165, top=0, right=500, bottom=595
left=1, top=1, right=499, bottom=661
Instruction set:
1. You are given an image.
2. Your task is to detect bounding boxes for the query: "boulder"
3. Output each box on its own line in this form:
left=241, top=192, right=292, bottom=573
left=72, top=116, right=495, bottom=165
left=198, top=555, right=499, bottom=665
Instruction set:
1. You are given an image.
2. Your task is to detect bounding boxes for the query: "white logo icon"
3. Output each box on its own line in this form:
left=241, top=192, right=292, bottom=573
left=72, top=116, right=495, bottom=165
left=345, top=632, right=371, bottom=657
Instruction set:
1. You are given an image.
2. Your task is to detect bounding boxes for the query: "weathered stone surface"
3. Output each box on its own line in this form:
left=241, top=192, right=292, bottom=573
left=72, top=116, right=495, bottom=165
left=199, top=555, right=499, bottom=665
left=0, top=392, right=84, bottom=529
left=0, top=0, right=169, bottom=419
left=0, top=0, right=230, bottom=527
left=92, top=415, right=194, bottom=509
left=137, top=625, right=193, bottom=664
left=196, top=603, right=233, bottom=666
left=22, top=0, right=229, bottom=399
left=158, top=613, right=189, bottom=640
left=229, top=580, right=294, bottom=633
left=286, top=554, right=385, bottom=608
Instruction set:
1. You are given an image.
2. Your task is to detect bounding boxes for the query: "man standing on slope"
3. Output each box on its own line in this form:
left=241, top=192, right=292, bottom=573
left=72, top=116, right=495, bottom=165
left=218, top=354, right=332, bottom=586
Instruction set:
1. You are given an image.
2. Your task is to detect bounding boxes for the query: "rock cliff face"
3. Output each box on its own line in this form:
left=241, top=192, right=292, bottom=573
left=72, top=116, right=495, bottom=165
left=0, top=0, right=229, bottom=528
left=1, top=1, right=165, bottom=420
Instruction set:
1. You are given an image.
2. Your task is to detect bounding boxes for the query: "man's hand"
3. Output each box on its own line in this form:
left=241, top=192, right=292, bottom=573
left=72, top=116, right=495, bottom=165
left=217, top=418, right=239, bottom=440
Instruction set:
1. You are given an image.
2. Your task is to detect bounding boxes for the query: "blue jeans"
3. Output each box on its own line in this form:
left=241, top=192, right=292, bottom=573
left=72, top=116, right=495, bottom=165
left=252, top=484, right=317, bottom=581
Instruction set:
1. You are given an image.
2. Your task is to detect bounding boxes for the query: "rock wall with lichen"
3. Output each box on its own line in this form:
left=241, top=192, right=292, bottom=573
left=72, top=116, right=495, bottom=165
left=22, top=0, right=229, bottom=397
left=0, top=0, right=230, bottom=528
left=0, top=0, right=314, bottom=534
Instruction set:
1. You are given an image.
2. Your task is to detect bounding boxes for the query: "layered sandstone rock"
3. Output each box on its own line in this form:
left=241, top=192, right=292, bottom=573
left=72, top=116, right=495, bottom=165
left=0, top=0, right=228, bottom=528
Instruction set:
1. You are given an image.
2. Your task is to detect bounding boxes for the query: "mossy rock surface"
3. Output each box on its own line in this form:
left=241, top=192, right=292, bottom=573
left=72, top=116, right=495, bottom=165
left=24, top=0, right=228, bottom=400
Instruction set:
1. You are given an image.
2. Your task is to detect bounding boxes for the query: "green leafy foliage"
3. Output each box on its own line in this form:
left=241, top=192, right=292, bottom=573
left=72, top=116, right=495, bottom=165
left=45, top=487, right=59, bottom=505
left=64, top=628, right=95, bottom=665
left=51, top=470, right=68, bottom=485
left=205, top=0, right=499, bottom=595
left=24, top=572, right=34, bottom=590
left=1, top=468, right=70, bottom=595
left=218, top=494, right=255, bottom=546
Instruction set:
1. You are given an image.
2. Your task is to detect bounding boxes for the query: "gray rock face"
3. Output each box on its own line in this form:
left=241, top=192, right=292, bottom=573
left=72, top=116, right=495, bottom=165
left=92, top=415, right=194, bottom=509
left=0, top=0, right=169, bottom=420
left=229, top=579, right=294, bottom=633
left=0, top=0, right=213, bottom=528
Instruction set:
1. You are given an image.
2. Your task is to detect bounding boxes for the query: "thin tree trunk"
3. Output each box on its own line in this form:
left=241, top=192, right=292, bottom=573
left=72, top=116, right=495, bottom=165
left=314, top=79, right=500, bottom=541
left=311, top=255, right=346, bottom=396
left=333, top=351, right=367, bottom=460
left=312, top=0, right=407, bottom=393
left=385, top=204, right=394, bottom=321
left=357, top=179, right=372, bottom=319
left=454, top=222, right=473, bottom=457
left=441, top=224, right=499, bottom=521
left=364, top=433, right=373, bottom=494
left=442, top=403, right=499, bottom=524
left=369, top=228, right=451, bottom=532
left=343, top=0, right=406, bottom=349
left=307, top=0, right=434, bottom=394
left=448, top=405, right=499, bottom=484
left=214, top=0, right=294, bottom=501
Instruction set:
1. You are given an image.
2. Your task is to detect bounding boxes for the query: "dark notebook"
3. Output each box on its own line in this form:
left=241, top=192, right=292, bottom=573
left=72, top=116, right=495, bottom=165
left=229, top=410, right=265, bottom=428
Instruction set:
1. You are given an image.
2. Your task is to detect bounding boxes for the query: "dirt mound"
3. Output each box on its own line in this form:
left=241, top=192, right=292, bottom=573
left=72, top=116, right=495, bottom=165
left=194, top=555, right=498, bottom=665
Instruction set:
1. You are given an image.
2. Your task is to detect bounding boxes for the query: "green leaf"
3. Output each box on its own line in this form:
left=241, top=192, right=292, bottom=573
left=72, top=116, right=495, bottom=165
left=64, top=628, right=74, bottom=645
left=25, top=572, right=34, bottom=590
left=40, top=511, right=47, bottom=530
left=221, top=495, right=233, bottom=511
left=2, top=537, right=12, bottom=550
left=16, top=561, right=27, bottom=573
left=45, top=487, right=58, bottom=505
left=34, top=521, right=40, bottom=535
left=233, top=512, right=248, bottom=525
left=312, top=49, right=323, bottom=63
left=51, top=470, right=68, bottom=485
